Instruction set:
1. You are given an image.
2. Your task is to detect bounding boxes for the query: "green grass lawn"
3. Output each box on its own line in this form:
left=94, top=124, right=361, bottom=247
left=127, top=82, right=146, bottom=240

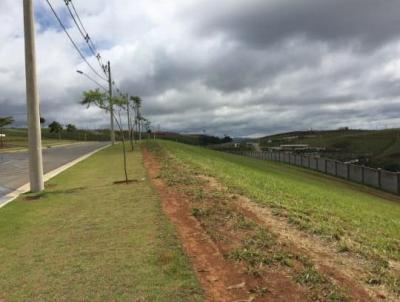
left=159, top=141, right=400, bottom=264
left=0, top=136, right=76, bottom=151
left=0, top=145, right=202, bottom=301
left=0, top=128, right=76, bottom=151
left=0, top=128, right=111, bottom=151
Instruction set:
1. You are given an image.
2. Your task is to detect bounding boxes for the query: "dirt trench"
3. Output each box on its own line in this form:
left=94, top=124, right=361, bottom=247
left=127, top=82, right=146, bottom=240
left=142, top=147, right=393, bottom=302
left=200, top=175, right=399, bottom=301
left=143, top=148, right=312, bottom=301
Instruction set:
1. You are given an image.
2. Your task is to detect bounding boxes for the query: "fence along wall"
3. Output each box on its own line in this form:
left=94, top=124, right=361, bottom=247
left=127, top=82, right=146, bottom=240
left=238, top=151, right=400, bottom=195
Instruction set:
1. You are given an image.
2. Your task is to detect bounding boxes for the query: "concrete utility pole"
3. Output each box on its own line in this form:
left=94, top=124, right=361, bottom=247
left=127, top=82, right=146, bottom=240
left=108, top=61, right=115, bottom=145
left=23, top=0, right=44, bottom=192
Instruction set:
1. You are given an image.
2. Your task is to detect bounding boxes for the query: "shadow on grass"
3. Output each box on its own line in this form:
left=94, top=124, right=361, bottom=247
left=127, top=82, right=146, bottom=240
left=113, top=179, right=139, bottom=185
left=23, top=187, right=87, bottom=201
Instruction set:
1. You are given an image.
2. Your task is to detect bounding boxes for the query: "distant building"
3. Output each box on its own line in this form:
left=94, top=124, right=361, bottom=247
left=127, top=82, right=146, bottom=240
left=267, top=144, right=328, bottom=153
left=279, top=144, right=309, bottom=151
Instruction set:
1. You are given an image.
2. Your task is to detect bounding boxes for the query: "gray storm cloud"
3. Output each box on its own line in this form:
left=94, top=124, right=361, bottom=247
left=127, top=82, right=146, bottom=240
left=1, top=0, right=400, bottom=136
left=189, top=0, right=400, bottom=49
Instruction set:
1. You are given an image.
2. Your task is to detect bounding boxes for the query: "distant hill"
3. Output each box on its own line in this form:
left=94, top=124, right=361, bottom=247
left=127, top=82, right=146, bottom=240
left=258, top=128, right=400, bottom=171
left=2, top=128, right=230, bottom=148
left=3, top=128, right=111, bottom=141
left=157, top=132, right=231, bottom=146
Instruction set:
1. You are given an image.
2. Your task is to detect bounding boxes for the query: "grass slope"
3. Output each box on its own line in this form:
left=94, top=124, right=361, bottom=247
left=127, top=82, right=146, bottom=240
left=160, top=141, right=400, bottom=263
left=0, top=145, right=202, bottom=301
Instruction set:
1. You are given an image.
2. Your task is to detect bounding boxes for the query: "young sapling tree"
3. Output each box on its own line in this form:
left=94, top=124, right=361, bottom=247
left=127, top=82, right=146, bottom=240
left=80, top=89, right=130, bottom=184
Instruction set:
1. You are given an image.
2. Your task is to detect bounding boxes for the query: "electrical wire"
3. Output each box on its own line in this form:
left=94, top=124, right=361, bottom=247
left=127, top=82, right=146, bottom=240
left=69, top=0, right=99, bottom=55
left=45, top=0, right=108, bottom=82
left=47, top=0, right=128, bottom=101
left=64, top=0, right=107, bottom=76
left=78, top=71, right=109, bottom=92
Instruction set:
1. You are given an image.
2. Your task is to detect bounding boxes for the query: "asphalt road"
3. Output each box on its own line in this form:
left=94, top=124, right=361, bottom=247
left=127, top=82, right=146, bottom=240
left=0, top=142, right=108, bottom=204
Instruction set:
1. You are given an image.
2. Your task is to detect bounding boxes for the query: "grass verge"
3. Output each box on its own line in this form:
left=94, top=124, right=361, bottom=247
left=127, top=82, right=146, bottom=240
left=146, top=142, right=351, bottom=301
left=156, top=140, right=400, bottom=296
left=0, top=145, right=202, bottom=301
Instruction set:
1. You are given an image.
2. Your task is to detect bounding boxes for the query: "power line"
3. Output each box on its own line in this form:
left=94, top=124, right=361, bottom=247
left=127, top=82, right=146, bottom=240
left=77, top=70, right=109, bottom=92
left=64, top=0, right=107, bottom=76
left=48, top=0, right=128, bottom=109
left=45, top=0, right=108, bottom=82
left=69, top=1, right=99, bottom=55
left=45, top=1, right=128, bottom=144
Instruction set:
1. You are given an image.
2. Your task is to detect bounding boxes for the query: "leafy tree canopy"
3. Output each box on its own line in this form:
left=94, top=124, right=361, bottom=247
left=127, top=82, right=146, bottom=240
left=223, top=135, right=233, bottom=143
left=0, top=116, right=14, bottom=128
left=112, top=96, right=127, bottom=108
left=66, top=124, right=77, bottom=132
left=81, top=89, right=109, bottom=110
left=49, top=121, right=63, bottom=133
left=130, top=96, right=142, bottom=108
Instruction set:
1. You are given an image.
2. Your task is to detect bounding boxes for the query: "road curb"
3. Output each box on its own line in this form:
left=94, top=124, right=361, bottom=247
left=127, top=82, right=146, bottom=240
left=0, top=144, right=111, bottom=209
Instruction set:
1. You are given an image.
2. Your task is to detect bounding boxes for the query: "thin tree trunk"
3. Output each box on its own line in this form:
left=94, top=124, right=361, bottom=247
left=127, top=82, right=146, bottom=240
left=135, top=120, right=138, bottom=143
left=115, top=111, right=129, bottom=184
left=134, top=121, right=137, bottom=143
left=133, top=105, right=138, bottom=144
left=121, top=133, right=128, bottom=183
left=126, top=104, right=134, bottom=151
left=129, top=129, right=134, bottom=150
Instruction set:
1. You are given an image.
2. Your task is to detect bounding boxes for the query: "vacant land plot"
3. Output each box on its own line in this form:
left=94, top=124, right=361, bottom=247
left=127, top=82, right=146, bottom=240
left=0, top=145, right=201, bottom=301
left=151, top=140, right=400, bottom=300
left=0, top=136, right=75, bottom=151
left=0, top=128, right=76, bottom=151
left=0, top=128, right=110, bottom=151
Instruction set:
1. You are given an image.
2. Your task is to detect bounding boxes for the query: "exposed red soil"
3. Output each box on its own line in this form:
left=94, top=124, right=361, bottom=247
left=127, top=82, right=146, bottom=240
left=199, top=175, right=395, bottom=302
left=143, top=149, right=310, bottom=302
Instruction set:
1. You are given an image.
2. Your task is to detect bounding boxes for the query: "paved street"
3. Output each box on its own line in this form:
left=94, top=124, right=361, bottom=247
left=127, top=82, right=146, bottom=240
left=0, top=142, right=109, bottom=204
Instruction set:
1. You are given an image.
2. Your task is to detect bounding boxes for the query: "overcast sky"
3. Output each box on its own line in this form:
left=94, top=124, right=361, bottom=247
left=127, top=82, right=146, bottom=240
left=1, top=0, right=400, bottom=137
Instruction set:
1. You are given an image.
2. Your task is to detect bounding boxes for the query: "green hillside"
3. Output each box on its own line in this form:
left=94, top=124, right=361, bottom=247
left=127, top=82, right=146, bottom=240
left=258, top=129, right=400, bottom=171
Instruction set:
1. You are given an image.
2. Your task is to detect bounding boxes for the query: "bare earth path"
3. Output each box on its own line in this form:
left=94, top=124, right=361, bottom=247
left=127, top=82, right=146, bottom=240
left=143, top=148, right=315, bottom=302
left=143, top=148, right=255, bottom=302
left=200, top=175, right=395, bottom=301
left=142, top=144, right=400, bottom=302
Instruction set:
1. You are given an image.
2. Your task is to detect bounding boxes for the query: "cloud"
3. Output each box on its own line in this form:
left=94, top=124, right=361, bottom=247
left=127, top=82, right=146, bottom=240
left=1, top=0, right=400, bottom=137
left=187, top=0, right=400, bottom=50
